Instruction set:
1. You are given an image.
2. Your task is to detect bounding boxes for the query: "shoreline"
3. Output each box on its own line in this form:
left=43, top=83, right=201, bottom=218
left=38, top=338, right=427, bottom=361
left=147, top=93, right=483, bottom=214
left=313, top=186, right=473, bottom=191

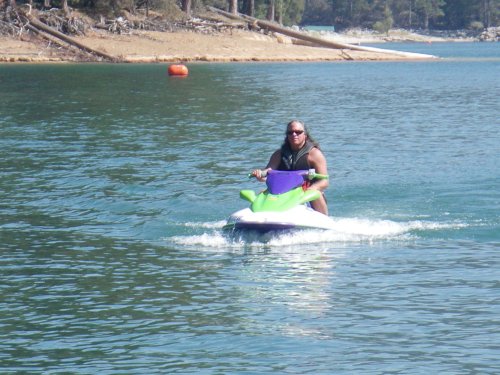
left=0, top=25, right=494, bottom=64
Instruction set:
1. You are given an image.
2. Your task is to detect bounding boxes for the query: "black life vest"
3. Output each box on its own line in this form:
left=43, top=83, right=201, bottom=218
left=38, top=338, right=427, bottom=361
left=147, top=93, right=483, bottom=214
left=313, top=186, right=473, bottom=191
left=278, top=140, right=315, bottom=171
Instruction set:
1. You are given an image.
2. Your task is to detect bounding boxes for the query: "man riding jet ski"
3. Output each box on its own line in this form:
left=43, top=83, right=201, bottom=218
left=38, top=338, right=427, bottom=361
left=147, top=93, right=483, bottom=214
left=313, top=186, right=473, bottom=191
left=224, top=120, right=333, bottom=233
left=251, top=120, right=329, bottom=215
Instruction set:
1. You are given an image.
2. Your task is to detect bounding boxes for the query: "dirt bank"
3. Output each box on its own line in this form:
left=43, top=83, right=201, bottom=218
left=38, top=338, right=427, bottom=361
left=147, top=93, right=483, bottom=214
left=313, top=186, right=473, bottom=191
left=1, top=27, right=442, bottom=63
left=0, top=9, right=456, bottom=64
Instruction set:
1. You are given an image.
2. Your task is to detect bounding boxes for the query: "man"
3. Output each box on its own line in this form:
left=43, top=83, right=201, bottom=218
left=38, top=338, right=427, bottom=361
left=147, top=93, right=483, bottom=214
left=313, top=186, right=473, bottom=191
left=252, top=120, right=329, bottom=215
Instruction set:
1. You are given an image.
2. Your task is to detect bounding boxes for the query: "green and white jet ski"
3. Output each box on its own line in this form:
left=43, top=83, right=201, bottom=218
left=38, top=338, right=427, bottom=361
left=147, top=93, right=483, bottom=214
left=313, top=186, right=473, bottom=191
left=224, top=169, right=335, bottom=233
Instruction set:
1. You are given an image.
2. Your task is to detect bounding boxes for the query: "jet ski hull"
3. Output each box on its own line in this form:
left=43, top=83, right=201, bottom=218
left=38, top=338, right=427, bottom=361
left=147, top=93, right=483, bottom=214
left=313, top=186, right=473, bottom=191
left=224, top=205, right=335, bottom=234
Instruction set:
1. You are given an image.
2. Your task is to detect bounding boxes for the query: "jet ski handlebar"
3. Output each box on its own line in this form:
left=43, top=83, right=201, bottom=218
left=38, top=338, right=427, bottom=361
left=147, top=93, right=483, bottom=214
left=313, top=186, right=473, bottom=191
left=249, top=169, right=328, bottom=180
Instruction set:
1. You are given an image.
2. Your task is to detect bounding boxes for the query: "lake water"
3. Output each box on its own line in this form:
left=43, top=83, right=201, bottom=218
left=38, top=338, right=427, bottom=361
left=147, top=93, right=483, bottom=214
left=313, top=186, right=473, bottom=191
left=1, top=43, right=499, bottom=374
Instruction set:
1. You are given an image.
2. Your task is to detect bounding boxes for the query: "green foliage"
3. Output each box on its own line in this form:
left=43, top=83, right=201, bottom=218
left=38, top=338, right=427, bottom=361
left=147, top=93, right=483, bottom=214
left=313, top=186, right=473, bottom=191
left=325, top=0, right=372, bottom=28
left=443, top=0, right=499, bottom=29
left=149, top=0, right=184, bottom=15
left=372, top=2, right=393, bottom=34
left=254, top=0, right=274, bottom=20
left=279, top=0, right=305, bottom=25
left=302, top=0, right=498, bottom=30
left=93, top=0, right=134, bottom=16
left=372, top=21, right=385, bottom=33
left=203, top=0, right=227, bottom=10
left=469, top=20, right=484, bottom=31
left=302, top=0, right=333, bottom=26
left=22, top=0, right=498, bottom=31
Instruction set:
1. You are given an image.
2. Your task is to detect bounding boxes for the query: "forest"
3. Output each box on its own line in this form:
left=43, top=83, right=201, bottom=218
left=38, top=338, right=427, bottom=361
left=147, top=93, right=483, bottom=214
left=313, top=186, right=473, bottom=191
left=301, top=0, right=498, bottom=30
left=2, top=0, right=498, bottom=31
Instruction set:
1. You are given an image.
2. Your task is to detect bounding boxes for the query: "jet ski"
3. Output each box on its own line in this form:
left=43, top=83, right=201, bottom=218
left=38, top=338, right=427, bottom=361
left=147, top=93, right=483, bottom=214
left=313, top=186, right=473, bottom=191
left=223, top=169, right=336, bottom=234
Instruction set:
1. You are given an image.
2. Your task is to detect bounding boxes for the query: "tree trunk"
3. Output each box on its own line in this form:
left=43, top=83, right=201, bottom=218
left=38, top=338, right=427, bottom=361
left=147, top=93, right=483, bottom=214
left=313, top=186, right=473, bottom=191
left=277, top=0, right=282, bottom=24
left=229, top=0, right=238, bottom=14
left=24, top=13, right=117, bottom=61
left=209, top=7, right=437, bottom=59
left=182, top=0, right=191, bottom=17
left=61, top=0, right=69, bottom=16
left=267, top=0, right=275, bottom=21
left=409, top=0, right=412, bottom=29
left=483, top=0, right=491, bottom=28
left=246, top=0, right=254, bottom=17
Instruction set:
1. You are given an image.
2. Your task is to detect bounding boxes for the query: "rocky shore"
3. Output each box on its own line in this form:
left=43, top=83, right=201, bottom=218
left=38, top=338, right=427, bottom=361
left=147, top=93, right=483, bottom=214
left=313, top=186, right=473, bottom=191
left=311, top=26, right=499, bottom=44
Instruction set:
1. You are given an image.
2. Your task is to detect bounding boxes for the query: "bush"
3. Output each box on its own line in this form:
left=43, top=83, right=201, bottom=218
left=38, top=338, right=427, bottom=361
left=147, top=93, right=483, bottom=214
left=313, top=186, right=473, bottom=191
left=469, top=21, right=484, bottom=31
left=373, top=20, right=390, bottom=34
left=94, top=0, right=134, bottom=17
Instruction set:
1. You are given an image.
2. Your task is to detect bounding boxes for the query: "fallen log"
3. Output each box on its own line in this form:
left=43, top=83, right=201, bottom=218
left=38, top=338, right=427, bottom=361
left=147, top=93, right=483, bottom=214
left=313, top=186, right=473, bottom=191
left=24, top=22, right=85, bottom=55
left=209, top=7, right=437, bottom=60
left=22, top=11, right=117, bottom=62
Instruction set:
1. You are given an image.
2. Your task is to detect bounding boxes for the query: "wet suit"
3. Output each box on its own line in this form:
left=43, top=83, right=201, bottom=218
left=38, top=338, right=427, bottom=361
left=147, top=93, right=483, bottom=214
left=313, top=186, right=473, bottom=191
left=277, top=140, right=325, bottom=201
left=278, top=140, right=315, bottom=171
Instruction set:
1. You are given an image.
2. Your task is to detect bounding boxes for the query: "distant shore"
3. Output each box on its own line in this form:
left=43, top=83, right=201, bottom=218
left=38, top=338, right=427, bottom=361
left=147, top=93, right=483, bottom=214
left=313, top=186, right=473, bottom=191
left=0, top=21, right=497, bottom=63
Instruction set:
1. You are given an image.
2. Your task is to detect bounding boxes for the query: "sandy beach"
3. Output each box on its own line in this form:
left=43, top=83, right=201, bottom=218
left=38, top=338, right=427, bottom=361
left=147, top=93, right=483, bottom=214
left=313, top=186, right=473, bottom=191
left=0, top=24, right=443, bottom=63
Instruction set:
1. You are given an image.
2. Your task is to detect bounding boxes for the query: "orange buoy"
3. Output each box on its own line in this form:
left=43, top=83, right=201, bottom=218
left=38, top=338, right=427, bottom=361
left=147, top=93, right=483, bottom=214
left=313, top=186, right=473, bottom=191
left=168, top=64, right=188, bottom=76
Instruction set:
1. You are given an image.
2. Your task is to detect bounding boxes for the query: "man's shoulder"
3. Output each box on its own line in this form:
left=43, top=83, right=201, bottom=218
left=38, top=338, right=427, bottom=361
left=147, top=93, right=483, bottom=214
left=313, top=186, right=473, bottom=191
left=308, top=147, right=326, bottom=162
left=309, top=146, right=324, bottom=156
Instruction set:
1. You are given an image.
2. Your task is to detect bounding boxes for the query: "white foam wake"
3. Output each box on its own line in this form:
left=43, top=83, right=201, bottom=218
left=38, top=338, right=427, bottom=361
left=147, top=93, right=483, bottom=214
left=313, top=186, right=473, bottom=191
left=166, top=217, right=468, bottom=248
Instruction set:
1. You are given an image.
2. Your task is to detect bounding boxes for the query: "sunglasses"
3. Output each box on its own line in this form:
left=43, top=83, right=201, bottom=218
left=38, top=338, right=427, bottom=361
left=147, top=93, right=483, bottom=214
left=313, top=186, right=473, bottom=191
left=287, top=130, right=304, bottom=136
